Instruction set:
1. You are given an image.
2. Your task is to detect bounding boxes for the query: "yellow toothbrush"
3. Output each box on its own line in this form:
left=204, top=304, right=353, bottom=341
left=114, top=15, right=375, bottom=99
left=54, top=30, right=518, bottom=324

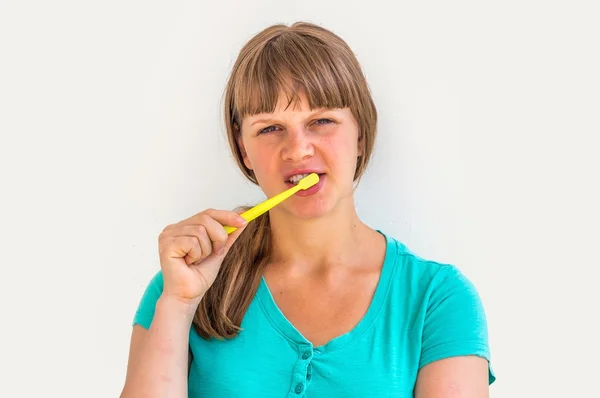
left=224, top=173, right=320, bottom=234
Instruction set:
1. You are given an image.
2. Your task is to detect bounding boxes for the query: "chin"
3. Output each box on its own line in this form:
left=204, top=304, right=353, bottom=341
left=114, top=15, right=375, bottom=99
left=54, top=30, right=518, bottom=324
left=280, top=195, right=340, bottom=220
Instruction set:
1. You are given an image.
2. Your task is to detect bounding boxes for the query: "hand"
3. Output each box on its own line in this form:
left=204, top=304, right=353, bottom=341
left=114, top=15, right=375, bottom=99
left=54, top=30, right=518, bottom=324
left=157, top=208, right=247, bottom=306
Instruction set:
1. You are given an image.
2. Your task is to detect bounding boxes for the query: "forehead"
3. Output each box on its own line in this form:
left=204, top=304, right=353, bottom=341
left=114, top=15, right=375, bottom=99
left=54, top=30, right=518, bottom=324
left=244, top=89, right=325, bottom=121
left=269, top=89, right=313, bottom=114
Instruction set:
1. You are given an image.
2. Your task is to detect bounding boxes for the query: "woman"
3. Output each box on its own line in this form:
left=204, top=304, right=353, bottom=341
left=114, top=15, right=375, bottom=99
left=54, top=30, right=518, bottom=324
left=121, top=21, right=495, bottom=397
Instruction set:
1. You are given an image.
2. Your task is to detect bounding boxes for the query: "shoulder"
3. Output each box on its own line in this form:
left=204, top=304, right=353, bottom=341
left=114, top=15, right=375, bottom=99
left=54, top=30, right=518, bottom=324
left=382, top=232, right=486, bottom=322
left=383, top=232, right=469, bottom=291
left=132, top=270, right=165, bottom=329
left=139, top=269, right=165, bottom=299
left=381, top=232, right=495, bottom=383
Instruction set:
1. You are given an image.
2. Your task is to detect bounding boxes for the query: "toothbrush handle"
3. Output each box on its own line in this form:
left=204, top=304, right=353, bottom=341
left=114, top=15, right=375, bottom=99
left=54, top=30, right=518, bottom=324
left=223, top=184, right=302, bottom=234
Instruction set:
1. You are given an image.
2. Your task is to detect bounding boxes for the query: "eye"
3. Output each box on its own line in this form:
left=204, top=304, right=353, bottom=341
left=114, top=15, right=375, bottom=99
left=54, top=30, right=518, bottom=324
left=314, top=118, right=334, bottom=125
left=258, top=125, right=280, bottom=135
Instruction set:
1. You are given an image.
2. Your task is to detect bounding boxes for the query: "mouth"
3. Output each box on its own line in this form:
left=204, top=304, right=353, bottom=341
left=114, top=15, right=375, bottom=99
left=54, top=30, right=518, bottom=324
left=285, top=172, right=325, bottom=185
left=283, top=172, right=326, bottom=197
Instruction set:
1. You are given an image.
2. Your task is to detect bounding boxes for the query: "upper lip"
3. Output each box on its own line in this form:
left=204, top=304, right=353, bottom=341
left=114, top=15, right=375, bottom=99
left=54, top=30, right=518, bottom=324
left=283, top=169, right=325, bottom=181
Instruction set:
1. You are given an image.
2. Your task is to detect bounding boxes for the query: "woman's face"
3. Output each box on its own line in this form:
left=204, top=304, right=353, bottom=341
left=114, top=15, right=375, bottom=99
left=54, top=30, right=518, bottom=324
left=238, top=90, right=362, bottom=219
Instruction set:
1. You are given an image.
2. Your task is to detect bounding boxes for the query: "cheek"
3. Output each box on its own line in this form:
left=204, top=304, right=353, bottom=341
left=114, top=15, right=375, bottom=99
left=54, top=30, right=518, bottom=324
left=246, top=145, right=277, bottom=173
left=322, top=136, right=359, bottom=166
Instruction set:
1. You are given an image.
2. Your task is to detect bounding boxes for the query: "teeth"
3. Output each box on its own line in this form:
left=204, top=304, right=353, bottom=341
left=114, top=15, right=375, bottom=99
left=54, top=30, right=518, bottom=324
left=288, top=173, right=310, bottom=184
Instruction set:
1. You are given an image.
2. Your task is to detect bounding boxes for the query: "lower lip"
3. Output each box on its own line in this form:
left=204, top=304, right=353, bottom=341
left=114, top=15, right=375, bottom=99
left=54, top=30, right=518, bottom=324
left=286, top=174, right=325, bottom=196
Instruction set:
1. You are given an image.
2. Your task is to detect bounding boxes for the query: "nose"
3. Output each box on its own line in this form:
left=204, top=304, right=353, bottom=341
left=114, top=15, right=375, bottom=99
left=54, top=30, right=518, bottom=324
left=281, top=127, right=314, bottom=162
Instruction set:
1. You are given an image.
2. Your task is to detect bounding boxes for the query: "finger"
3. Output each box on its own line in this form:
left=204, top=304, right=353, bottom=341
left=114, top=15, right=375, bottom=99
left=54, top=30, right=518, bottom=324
left=223, top=217, right=255, bottom=256
left=160, top=225, right=208, bottom=255
left=186, top=224, right=212, bottom=264
left=160, top=236, right=203, bottom=265
left=175, top=222, right=222, bottom=259
left=186, top=209, right=247, bottom=229
left=160, top=209, right=249, bottom=260
left=225, top=223, right=246, bottom=249
left=196, top=215, right=229, bottom=255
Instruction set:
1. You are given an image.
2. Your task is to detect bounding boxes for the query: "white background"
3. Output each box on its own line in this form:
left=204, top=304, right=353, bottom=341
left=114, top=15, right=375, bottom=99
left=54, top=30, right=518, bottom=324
left=1, top=1, right=599, bottom=397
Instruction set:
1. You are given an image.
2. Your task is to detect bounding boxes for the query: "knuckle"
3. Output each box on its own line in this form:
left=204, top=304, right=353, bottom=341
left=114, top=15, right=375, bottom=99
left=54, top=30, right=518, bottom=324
left=196, top=224, right=207, bottom=237
left=158, top=237, right=172, bottom=254
left=158, top=231, right=168, bottom=243
left=190, top=235, right=202, bottom=248
left=215, top=230, right=227, bottom=243
left=197, top=214, right=211, bottom=225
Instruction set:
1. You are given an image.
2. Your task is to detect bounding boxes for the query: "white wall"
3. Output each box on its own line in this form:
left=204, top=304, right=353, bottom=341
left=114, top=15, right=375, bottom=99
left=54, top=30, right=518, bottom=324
left=1, top=0, right=598, bottom=396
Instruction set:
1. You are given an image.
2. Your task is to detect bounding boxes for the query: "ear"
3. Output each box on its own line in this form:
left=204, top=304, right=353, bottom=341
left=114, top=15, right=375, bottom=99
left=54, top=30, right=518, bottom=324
left=237, top=135, right=253, bottom=170
left=357, top=132, right=364, bottom=157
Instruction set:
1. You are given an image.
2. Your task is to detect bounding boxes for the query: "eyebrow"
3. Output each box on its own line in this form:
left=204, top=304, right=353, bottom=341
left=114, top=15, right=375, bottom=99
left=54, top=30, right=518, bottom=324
left=250, top=109, right=330, bottom=126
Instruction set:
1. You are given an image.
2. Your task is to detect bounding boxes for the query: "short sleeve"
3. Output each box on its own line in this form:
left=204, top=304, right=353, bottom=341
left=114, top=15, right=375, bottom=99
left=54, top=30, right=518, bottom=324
left=132, top=270, right=164, bottom=329
left=419, top=265, right=496, bottom=384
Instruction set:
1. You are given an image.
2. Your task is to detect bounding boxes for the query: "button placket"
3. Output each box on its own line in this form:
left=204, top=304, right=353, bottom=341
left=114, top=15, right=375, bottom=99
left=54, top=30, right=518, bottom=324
left=289, top=345, right=312, bottom=396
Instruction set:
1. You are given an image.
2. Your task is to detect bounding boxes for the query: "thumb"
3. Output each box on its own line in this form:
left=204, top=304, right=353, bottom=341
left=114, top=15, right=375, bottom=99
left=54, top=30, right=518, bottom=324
left=218, top=206, right=253, bottom=256
left=222, top=221, right=248, bottom=254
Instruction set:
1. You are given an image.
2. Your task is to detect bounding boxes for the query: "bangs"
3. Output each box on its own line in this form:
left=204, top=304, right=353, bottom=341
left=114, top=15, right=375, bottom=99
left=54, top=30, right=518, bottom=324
left=231, top=32, right=360, bottom=122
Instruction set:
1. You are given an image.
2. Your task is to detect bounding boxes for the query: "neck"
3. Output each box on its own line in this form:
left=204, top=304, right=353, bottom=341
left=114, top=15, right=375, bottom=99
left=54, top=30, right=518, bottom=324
left=268, top=197, right=374, bottom=275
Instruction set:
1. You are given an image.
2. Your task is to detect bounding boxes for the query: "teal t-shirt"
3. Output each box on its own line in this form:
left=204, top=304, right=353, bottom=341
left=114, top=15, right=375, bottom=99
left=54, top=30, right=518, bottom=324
left=133, top=232, right=496, bottom=397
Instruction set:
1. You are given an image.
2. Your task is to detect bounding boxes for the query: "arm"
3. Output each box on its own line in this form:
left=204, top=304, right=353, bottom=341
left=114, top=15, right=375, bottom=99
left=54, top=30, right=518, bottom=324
left=414, top=356, right=489, bottom=398
left=416, top=265, right=495, bottom=396
left=120, top=209, right=247, bottom=397
left=120, top=295, right=199, bottom=398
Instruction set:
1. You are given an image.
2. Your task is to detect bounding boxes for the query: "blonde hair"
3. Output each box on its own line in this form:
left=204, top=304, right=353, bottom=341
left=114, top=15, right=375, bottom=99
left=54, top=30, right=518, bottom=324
left=192, top=21, right=378, bottom=339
